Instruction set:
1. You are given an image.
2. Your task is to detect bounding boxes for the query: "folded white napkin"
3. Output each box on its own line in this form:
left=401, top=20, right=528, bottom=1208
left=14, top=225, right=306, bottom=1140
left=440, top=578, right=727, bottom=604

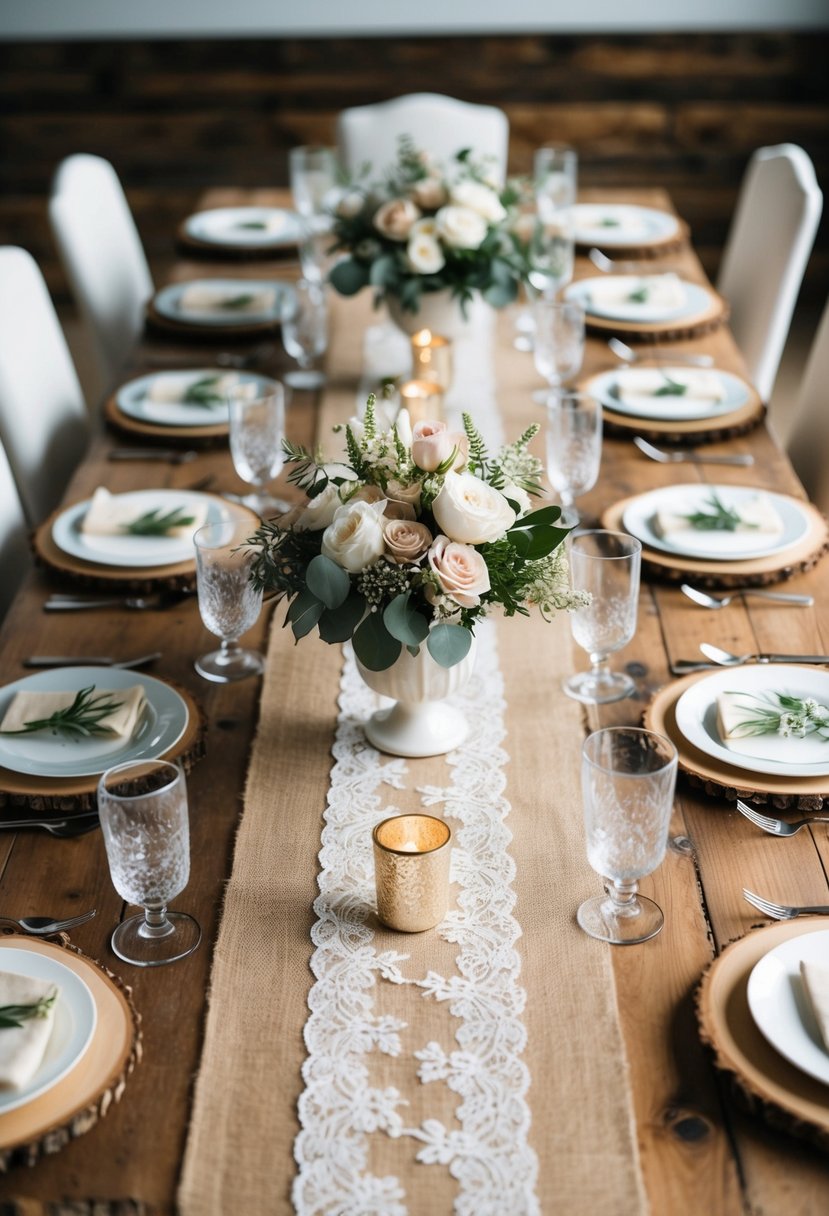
left=716, top=692, right=764, bottom=749
left=616, top=369, right=724, bottom=405
left=146, top=371, right=240, bottom=405
left=177, top=284, right=277, bottom=315
left=0, top=971, right=58, bottom=1090
left=80, top=488, right=209, bottom=539
left=575, top=205, right=650, bottom=238
left=0, top=684, right=146, bottom=739
left=588, top=273, right=686, bottom=313
left=800, top=960, right=829, bottom=1051
left=653, top=493, right=783, bottom=540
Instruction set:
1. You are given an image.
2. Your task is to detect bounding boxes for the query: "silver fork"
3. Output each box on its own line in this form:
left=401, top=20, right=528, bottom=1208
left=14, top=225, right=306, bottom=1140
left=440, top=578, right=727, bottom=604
left=743, top=888, right=829, bottom=919
left=633, top=436, right=754, bottom=467
left=735, top=799, right=829, bottom=837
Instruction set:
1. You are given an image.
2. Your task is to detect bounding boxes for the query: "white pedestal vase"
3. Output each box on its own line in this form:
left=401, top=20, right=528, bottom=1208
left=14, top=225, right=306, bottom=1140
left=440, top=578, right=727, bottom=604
left=355, top=636, right=477, bottom=758
left=386, top=289, right=487, bottom=340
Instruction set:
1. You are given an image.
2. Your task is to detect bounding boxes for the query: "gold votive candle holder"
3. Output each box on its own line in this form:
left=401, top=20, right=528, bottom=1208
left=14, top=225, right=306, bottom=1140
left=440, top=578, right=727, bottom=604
left=411, top=329, right=453, bottom=391
left=372, top=814, right=452, bottom=933
left=399, top=378, right=444, bottom=425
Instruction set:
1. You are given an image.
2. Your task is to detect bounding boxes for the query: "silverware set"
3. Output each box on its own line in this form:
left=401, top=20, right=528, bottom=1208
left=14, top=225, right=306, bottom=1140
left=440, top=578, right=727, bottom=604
left=0, top=908, right=97, bottom=932
left=735, top=791, right=829, bottom=921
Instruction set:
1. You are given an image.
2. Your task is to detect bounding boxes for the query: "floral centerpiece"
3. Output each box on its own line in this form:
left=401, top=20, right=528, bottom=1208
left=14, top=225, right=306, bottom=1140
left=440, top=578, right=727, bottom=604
left=249, top=398, right=586, bottom=676
left=327, top=138, right=530, bottom=319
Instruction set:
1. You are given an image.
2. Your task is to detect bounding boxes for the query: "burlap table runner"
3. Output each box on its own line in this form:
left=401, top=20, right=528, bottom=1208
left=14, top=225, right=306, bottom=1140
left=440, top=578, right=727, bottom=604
left=178, top=295, right=646, bottom=1215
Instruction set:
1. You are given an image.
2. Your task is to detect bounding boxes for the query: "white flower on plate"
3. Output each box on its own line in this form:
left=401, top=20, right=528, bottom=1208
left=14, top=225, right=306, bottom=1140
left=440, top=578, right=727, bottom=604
left=435, top=204, right=488, bottom=251
left=450, top=179, right=506, bottom=223
left=432, top=470, right=516, bottom=544
left=406, top=232, right=445, bottom=275
left=321, top=500, right=387, bottom=572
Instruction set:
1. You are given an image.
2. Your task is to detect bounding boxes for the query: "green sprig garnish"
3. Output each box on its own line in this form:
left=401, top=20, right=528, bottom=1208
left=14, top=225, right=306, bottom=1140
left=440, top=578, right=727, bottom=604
left=627, top=285, right=649, bottom=303
left=220, top=294, right=256, bottom=310
left=233, top=220, right=269, bottom=231
left=653, top=375, right=689, bottom=397
left=722, top=691, right=829, bottom=742
left=122, top=507, right=196, bottom=536
left=681, top=491, right=755, bottom=532
left=182, top=376, right=225, bottom=407
left=600, top=217, right=621, bottom=227
left=0, top=989, right=57, bottom=1029
left=0, top=686, right=124, bottom=739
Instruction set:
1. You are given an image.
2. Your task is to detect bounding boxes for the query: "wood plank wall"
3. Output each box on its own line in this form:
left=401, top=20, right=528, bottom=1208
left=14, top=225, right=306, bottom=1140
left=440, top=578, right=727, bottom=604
left=1, top=32, right=827, bottom=302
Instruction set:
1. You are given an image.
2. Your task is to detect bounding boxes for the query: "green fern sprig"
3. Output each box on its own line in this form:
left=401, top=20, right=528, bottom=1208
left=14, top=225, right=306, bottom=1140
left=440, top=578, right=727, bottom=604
left=462, top=412, right=488, bottom=474
left=514, top=423, right=540, bottom=449
left=344, top=425, right=368, bottom=479
left=362, top=395, right=378, bottom=443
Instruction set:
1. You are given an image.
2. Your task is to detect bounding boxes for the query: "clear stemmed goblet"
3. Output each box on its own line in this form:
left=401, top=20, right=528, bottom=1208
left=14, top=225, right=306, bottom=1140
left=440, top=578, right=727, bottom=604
left=545, top=389, right=601, bottom=528
left=98, top=759, right=201, bottom=967
left=530, top=144, right=577, bottom=299
left=281, top=279, right=328, bottom=390
left=194, top=516, right=265, bottom=683
left=533, top=299, right=585, bottom=402
left=565, top=529, right=641, bottom=703
left=578, top=727, right=678, bottom=944
left=227, top=382, right=289, bottom=517
left=290, top=146, right=339, bottom=285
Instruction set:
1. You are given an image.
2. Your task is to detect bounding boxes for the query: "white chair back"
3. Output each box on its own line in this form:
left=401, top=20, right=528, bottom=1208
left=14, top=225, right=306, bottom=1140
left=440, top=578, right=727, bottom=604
left=786, top=295, right=829, bottom=515
left=0, top=247, right=89, bottom=524
left=0, top=438, right=30, bottom=620
left=49, top=154, right=153, bottom=396
left=337, top=93, right=509, bottom=182
left=717, top=144, right=822, bottom=402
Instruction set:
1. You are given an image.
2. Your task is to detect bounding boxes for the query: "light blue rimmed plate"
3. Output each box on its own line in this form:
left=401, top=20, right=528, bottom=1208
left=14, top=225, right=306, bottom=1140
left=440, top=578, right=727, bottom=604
left=0, top=667, right=189, bottom=779
left=115, top=369, right=279, bottom=429
left=566, top=276, right=715, bottom=325
left=585, top=366, right=752, bottom=422
left=573, top=203, right=680, bottom=248
left=0, top=944, right=97, bottom=1114
left=152, top=278, right=296, bottom=327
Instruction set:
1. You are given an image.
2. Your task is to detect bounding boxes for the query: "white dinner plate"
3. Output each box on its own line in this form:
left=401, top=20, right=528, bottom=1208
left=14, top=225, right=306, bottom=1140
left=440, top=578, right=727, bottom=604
left=566, top=275, right=714, bottom=325
left=0, top=945, right=97, bottom=1114
left=573, top=203, right=680, bottom=248
left=674, top=665, right=829, bottom=778
left=184, top=206, right=303, bottom=248
left=587, top=366, right=751, bottom=422
left=748, top=930, right=829, bottom=1087
left=52, top=489, right=232, bottom=569
left=0, top=666, right=189, bottom=779
left=621, top=484, right=808, bottom=561
left=152, top=278, right=295, bottom=327
left=115, top=369, right=279, bottom=429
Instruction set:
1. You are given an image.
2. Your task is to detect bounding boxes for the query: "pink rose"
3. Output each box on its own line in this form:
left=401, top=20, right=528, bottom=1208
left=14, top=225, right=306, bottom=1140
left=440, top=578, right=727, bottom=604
left=373, top=198, right=421, bottom=242
left=347, top=484, right=386, bottom=506
left=384, top=519, right=432, bottom=564
left=427, top=535, right=491, bottom=608
left=411, top=420, right=455, bottom=472
left=382, top=498, right=417, bottom=522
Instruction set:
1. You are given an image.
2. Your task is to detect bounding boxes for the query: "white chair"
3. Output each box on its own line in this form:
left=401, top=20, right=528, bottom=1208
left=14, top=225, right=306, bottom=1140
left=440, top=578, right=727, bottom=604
left=337, top=93, right=509, bottom=183
left=717, top=144, right=822, bottom=403
left=0, top=247, right=89, bottom=524
left=786, top=295, right=829, bottom=515
left=0, top=439, right=31, bottom=620
left=49, top=154, right=154, bottom=398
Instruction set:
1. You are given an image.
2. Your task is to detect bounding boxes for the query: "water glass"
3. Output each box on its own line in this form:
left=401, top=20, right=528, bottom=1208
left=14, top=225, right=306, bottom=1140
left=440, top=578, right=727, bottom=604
left=578, top=727, right=678, bottom=944
left=565, top=530, right=641, bottom=704
left=531, top=145, right=577, bottom=298
left=545, top=389, right=601, bottom=527
left=194, top=517, right=264, bottom=683
left=228, top=383, right=289, bottom=517
left=289, top=146, right=339, bottom=220
left=281, top=279, right=328, bottom=390
left=98, top=760, right=201, bottom=967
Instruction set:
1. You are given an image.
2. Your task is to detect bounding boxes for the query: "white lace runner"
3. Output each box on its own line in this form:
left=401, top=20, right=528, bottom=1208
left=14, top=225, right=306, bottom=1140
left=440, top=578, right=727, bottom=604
left=293, top=622, right=539, bottom=1215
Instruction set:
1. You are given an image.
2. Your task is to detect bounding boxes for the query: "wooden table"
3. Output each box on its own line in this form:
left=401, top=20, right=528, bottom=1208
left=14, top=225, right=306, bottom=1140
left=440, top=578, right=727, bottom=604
left=0, top=188, right=827, bottom=1215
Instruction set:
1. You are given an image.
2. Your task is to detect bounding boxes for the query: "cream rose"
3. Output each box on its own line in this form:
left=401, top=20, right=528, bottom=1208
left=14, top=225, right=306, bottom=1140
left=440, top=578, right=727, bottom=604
left=410, top=217, right=439, bottom=239
left=428, top=535, right=491, bottom=608
left=336, top=191, right=365, bottom=219
left=373, top=198, right=421, bottom=242
left=347, top=484, right=386, bottom=506
left=411, top=420, right=456, bottom=472
left=410, top=177, right=448, bottom=211
left=294, top=483, right=341, bottom=532
left=406, top=233, right=445, bottom=275
left=386, top=478, right=422, bottom=512
left=384, top=519, right=432, bottom=564
left=435, top=204, right=488, bottom=251
left=321, top=501, right=386, bottom=572
left=432, top=471, right=516, bottom=544
left=450, top=180, right=506, bottom=223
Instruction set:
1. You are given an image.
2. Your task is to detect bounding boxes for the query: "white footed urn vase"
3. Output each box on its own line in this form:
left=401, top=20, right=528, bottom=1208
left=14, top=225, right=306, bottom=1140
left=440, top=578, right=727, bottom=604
left=386, top=289, right=484, bottom=340
left=356, top=636, right=477, bottom=758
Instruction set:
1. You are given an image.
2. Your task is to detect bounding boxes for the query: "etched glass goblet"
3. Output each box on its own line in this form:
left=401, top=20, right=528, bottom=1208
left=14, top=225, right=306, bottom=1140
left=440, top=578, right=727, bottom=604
left=578, top=727, right=678, bottom=944
left=194, top=516, right=264, bottom=683
left=533, top=299, right=585, bottom=401
left=545, top=388, right=601, bottom=528
left=98, top=759, right=201, bottom=967
left=228, top=382, right=289, bottom=517
left=565, top=530, right=641, bottom=703
left=281, top=279, right=328, bottom=390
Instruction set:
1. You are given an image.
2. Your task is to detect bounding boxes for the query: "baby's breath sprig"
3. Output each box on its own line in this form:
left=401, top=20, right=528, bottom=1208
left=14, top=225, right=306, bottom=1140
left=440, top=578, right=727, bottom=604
left=723, top=690, right=829, bottom=741
left=356, top=559, right=413, bottom=607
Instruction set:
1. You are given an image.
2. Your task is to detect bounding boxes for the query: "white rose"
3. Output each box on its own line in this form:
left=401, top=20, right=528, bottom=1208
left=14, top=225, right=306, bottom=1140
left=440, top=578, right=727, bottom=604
left=501, top=481, right=532, bottom=516
left=373, top=198, right=421, bottom=242
left=435, top=205, right=488, bottom=251
left=410, top=218, right=439, bottom=238
left=410, top=176, right=448, bottom=210
left=450, top=180, right=506, bottom=223
left=321, top=501, right=386, bottom=572
left=336, top=190, right=365, bottom=219
left=294, top=483, right=342, bottom=532
left=432, top=471, right=516, bottom=544
left=406, top=233, right=446, bottom=275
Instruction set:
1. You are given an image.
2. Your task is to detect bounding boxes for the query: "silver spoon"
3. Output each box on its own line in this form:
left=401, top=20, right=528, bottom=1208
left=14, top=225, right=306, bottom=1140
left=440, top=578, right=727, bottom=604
left=608, top=336, right=715, bottom=368
left=634, top=436, right=754, bottom=467
left=0, top=908, right=97, bottom=934
left=681, top=584, right=813, bottom=609
left=699, top=643, right=829, bottom=666
left=589, top=248, right=681, bottom=275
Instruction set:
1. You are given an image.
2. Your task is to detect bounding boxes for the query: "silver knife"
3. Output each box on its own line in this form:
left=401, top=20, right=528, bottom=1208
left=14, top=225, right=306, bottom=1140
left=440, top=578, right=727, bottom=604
left=108, top=448, right=198, bottom=464
left=23, top=652, right=162, bottom=669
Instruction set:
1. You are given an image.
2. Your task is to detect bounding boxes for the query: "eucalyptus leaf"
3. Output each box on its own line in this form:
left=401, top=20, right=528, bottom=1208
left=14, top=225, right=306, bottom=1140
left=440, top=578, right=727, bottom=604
left=329, top=258, right=369, bottom=296
left=306, top=553, right=351, bottom=610
left=427, top=624, right=472, bottom=669
left=482, top=282, right=516, bottom=309
left=383, top=593, right=430, bottom=648
left=369, top=254, right=399, bottom=288
left=318, top=593, right=366, bottom=643
left=286, top=589, right=324, bottom=640
left=352, top=611, right=402, bottom=671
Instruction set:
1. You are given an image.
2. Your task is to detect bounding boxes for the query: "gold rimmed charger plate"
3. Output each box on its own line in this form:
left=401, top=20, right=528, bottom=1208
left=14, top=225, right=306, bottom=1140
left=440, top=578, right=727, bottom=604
left=579, top=288, right=729, bottom=343
left=601, top=492, right=828, bottom=589
left=103, top=393, right=229, bottom=444
left=696, top=920, right=829, bottom=1151
left=644, top=671, right=829, bottom=809
left=0, top=935, right=141, bottom=1170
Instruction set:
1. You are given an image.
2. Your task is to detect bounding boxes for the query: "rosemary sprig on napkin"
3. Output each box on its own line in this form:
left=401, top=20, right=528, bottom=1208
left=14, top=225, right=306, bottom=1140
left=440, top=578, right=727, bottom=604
left=220, top=293, right=256, bottom=310
left=233, top=220, right=269, bottom=231
left=599, top=217, right=621, bottom=227
left=681, top=491, right=755, bottom=532
left=627, top=284, right=649, bottom=303
left=653, top=375, right=689, bottom=397
left=723, top=691, right=829, bottom=741
left=0, top=989, right=57, bottom=1029
left=0, top=686, right=124, bottom=739
left=121, top=506, right=196, bottom=536
left=181, top=376, right=225, bottom=407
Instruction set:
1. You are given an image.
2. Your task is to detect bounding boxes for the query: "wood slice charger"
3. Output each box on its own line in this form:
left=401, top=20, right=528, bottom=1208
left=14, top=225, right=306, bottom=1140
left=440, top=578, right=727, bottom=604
left=103, top=392, right=229, bottom=447
left=175, top=220, right=299, bottom=261
left=696, top=920, right=829, bottom=1151
left=0, top=934, right=142, bottom=1171
left=574, top=216, right=691, bottom=259
left=580, top=286, right=729, bottom=344
left=145, top=300, right=280, bottom=343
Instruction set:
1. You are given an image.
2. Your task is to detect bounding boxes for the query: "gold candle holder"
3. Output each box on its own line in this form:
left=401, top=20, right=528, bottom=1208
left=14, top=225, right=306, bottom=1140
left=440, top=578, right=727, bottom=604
left=411, top=328, right=453, bottom=391
left=372, top=814, right=452, bottom=933
left=399, top=378, right=444, bottom=425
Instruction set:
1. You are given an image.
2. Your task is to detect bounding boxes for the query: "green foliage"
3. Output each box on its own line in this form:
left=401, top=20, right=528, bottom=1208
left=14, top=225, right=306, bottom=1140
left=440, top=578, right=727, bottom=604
left=383, top=593, right=430, bottom=648
left=352, top=611, right=403, bottom=671
left=306, top=554, right=350, bottom=611
left=427, top=624, right=473, bottom=668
